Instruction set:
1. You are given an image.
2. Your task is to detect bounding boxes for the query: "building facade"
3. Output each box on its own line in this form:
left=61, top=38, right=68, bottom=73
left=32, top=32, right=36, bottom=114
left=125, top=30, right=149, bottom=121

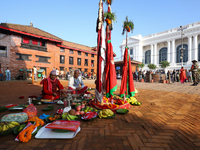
left=120, top=21, right=200, bottom=71
left=0, top=23, right=97, bottom=79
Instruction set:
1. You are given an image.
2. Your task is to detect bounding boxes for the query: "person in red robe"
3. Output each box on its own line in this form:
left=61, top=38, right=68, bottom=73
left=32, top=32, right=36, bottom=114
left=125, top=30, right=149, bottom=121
left=180, top=67, right=187, bottom=84
left=40, top=70, right=64, bottom=100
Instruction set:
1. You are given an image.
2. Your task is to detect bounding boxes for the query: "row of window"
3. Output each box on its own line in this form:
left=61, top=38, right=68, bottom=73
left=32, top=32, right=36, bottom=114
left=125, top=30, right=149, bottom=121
left=60, top=55, right=94, bottom=66
left=60, top=48, right=94, bottom=57
left=59, top=67, right=94, bottom=73
left=144, top=44, right=198, bottom=64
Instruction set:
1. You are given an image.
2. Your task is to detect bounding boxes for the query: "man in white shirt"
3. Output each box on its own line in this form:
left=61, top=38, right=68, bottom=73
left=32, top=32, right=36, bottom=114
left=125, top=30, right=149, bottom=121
left=33, top=66, right=37, bottom=81
left=68, top=70, right=88, bottom=95
left=56, top=68, right=59, bottom=78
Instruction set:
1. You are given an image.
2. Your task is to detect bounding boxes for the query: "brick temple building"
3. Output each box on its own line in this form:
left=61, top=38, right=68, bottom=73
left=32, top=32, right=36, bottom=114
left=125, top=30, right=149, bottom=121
left=0, top=23, right=97, bottom=79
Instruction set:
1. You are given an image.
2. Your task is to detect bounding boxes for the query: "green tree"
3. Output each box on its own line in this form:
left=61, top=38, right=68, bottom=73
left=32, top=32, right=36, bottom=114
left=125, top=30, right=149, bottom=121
left=148, top=63, right=157, bottom=70
left=137, top=63, right=145, bottom=70
left=160, top=60, right=170, bottom=69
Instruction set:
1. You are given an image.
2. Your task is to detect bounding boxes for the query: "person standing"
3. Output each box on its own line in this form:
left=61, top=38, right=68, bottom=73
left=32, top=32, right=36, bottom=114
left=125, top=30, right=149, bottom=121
left=23, top=68, right=27, bottom=80
left=180, top=67, right=187, bottom=84
left=0, top=66, right=3, bottom=81
left=176, top=70, right=180, bottom=82
left=33, top=66, right=37, bottom=81
left=172, top=69, right=176, bottom=83
left=167, top=70, right=171, bottom=84
left=190, top=60, right=199, bottom=86
left=56, top=68, right=59, bottom=79
left=5, top=67, right=11, bottom=81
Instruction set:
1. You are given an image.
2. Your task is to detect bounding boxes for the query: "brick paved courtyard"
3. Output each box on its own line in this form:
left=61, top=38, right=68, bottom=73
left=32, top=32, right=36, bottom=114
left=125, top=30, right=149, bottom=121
left=0, top=80, right=200, bottom=150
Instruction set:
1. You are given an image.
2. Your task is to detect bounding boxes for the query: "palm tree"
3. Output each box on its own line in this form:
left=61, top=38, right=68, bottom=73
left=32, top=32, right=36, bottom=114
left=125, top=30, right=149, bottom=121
left=122, top=16, right=134, bottom=47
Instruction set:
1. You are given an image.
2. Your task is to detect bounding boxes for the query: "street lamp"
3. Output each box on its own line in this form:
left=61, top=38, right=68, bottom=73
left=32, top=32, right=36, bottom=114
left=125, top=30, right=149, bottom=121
left=178, top=26, right=186, bottom=67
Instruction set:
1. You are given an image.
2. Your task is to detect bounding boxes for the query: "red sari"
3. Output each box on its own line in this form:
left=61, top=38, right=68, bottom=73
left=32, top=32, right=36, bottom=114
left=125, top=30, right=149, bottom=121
left=180, top=69, right=187, bottom=83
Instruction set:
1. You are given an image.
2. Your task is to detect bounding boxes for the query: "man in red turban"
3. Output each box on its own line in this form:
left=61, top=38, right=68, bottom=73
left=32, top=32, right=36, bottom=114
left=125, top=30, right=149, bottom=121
left=40, top=70, right=64, bottom=100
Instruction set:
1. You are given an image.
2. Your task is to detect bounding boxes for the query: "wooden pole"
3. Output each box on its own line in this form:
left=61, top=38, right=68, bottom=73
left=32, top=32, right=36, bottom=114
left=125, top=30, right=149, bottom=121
left=32, top=68, right=34, bottom=85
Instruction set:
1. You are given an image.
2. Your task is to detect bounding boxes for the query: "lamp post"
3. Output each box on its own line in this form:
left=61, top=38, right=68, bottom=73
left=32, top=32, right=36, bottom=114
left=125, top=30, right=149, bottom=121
left=178, top=26, right=186, bottom=67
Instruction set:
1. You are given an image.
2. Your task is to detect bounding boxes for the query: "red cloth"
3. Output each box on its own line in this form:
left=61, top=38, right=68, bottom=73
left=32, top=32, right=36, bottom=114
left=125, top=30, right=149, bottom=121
left=32, top=39, right=38, bottom=45
left=120, top=47, right=135, bottom=97
left=68, top=86, right=88, bottom=95
left=180, top=69, right=187, bottom=80
left=40, top=78, right=64, bottom=100
left=23, top=37, right=29, bottom=44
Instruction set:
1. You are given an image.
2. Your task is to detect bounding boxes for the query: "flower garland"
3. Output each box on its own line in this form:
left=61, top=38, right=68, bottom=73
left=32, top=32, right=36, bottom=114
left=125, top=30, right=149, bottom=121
left=18, top=116, right=44, bottom=143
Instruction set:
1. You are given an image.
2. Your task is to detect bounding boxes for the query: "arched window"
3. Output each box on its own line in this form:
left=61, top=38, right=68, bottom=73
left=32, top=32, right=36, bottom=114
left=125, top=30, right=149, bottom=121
left=159, top=47, right=167, bottom=63
left=198, top=43, right=200, bottom=61
left=145, top=50, right=151, bottom=64
left=176, top=44, right=188, bottom=63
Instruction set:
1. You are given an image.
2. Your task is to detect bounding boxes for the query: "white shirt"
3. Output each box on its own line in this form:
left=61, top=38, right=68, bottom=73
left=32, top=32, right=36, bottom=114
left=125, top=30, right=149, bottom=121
left=56, top=70, right=59, bottom=76
left=68, top=76, right=84, bottom=90
left=33, top=67, right=37, bottom=74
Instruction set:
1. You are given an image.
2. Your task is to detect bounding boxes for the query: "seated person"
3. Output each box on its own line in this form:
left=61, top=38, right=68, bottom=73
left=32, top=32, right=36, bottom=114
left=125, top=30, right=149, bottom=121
left=68, top=70, right=88, bottom=95
left=40, top=70, right=64, bottom=100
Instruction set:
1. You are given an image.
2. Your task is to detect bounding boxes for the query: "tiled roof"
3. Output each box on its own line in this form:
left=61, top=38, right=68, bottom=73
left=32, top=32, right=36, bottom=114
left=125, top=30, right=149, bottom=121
left=0, top=23, right=62, bottom=41
left=62, top=40, right=97, bottom=53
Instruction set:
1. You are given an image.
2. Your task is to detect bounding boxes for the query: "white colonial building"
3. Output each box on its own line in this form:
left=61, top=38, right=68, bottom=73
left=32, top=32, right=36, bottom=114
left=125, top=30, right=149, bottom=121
left=120, top=21, right=200, bottom=71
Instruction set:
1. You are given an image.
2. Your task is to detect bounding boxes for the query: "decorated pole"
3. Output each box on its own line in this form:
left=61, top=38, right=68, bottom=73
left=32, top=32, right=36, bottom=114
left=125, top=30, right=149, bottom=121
left=103, top=0, right=117, bottom=104
left=95, top=0, right=106, bottom=104
left=120, top=16, right=136, bottom=99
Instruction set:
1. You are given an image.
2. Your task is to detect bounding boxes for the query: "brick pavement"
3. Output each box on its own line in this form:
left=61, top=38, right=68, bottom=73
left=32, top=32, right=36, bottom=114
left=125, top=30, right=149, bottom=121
left=0, top=80, right=200, bottom=149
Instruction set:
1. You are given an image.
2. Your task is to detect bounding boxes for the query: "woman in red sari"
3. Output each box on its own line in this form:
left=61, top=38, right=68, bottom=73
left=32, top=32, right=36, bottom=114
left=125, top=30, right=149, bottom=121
left=180, top=67, right=187, bottom=84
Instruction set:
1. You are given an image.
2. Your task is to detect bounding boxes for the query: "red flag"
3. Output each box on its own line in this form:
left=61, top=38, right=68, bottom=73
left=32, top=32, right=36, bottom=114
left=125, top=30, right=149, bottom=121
left=120, top=47, right=135, bottom=97
left=95, top=0, right=105, bottom=103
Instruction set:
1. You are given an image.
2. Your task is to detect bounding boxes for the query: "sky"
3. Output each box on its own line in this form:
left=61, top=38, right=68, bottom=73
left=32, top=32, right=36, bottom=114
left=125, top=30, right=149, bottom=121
left=1, top=0, right=200, bottom=60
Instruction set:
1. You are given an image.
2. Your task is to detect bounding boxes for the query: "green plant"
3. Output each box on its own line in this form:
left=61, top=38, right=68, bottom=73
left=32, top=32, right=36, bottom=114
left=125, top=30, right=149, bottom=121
left=137, top=63, right=145, bottom=70
left=160, top=60, right=170, bottom=69
left=104, top=12, right=117, bottom=22
left=122, top=16, right=134, bottom=35
left=148, top=63, right=157, bottom=70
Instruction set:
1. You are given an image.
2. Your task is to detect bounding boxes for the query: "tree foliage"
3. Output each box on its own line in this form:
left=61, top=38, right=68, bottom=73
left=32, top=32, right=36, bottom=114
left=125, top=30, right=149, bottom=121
left=137, top=63, right=145, bottom=69
left=148, top=63, right=157, bottom=70
left=160, top=60, right=170, bottom=69
left=122, top=16, right=134, bottom=35
left=104, top=12, right=117, bottom=22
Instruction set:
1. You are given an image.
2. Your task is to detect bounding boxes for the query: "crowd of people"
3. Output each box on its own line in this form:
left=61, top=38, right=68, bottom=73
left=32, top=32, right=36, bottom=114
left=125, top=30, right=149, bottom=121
left=0, top=67, right=11, bottom=81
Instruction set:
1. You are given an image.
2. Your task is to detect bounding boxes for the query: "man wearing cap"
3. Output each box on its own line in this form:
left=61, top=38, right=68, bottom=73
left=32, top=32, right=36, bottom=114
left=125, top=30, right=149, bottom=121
left=190, top=60, right=199, bottom=86
left=68, top=70, right=88, bottom=95
left=40, top=70, right=64, bottom=100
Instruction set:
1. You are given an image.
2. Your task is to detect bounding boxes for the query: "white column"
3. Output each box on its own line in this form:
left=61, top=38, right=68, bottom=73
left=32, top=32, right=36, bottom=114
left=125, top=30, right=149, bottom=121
left=151, top=44, right=154, bottom=64
left=167, top=40, right=171, bottom=62
left=154, top=43, right=157, bottom=65
left=193, top=34, right=198, bottom=61
left=188, top=36, right=192, bottom=63
left=171, top=39, right=175, bottom=64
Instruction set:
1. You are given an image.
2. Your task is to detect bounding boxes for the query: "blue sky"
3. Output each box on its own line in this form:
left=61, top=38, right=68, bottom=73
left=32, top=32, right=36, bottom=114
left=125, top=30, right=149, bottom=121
left=1, top=0, right=200, bottom=59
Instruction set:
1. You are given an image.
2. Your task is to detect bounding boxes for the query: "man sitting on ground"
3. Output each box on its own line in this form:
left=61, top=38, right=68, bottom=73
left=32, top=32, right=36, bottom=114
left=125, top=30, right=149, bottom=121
left=40, top=70, right=64, bottom=100
left=68, top=70, right=88, bottom=95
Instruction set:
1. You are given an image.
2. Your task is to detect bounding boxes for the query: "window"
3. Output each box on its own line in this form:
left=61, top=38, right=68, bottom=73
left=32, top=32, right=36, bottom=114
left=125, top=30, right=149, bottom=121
left=69, top=57, right=74, bottom=65
left=0, top=46, right=7, bottom=57
left=69, top=49, right=74, bottom=54
left=23, top=37, right=30, bottom=44
left=78, top=51, right=81, bottom=55
left=40, top=41, right=46, bottom=47
left=85, top=53, right=88, bottom=56
left=130, top=49, right=133, bottom=55
left=78, top=68, right=82, bottom=72
left=36, top=55, right=50, bottom=63
left=91, top=60, right=94, bottom=67
left=69, top=67, right=72, bottom=71
left=60, top=55, right=65, bottom=64
left=145, top=50, right=151, bottom=64
left=91, top=54, right=94, bottom=57
left=85, top=69, right=88, bottom=72
left=176, top=44, right=188, bottom=63
left=16, top=53, right=31, bottom=61
left=159, top=47, right=167, bottom=63
left=77, top=58, right=81, bottom=65
left=85, top=59, right=88, bottom=66
left=32, top=39, right=38, bottom=45
left=60, top=67, right=64, bottom=71
left=91, top=69, right=94, bottom=72
left=60, top=47, right=65, bottom=52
